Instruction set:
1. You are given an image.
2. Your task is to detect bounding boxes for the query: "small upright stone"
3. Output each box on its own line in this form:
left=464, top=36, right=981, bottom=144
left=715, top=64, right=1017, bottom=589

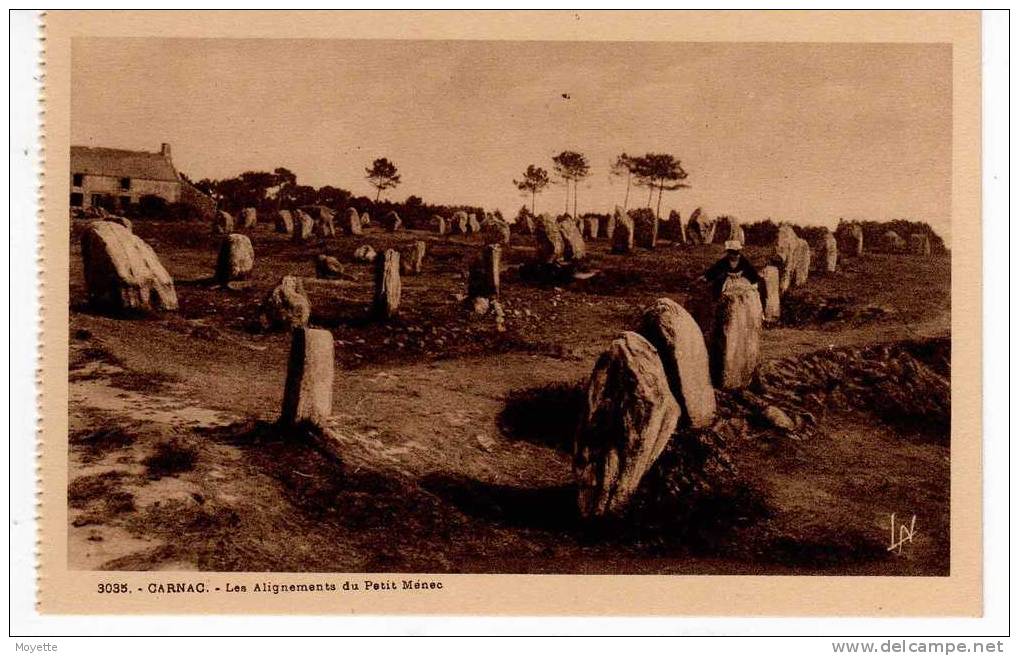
left=761, top=265, right=781, bottom=323
left=373, top=249, right=401, bottom=319
left=361, top=212, right=371, bottom=226
left=611, top=212, right=635, bottom=253
left=909, top=233, right=931, bottom=257
left=353, top=244, right=377, bottom=263
left=430, top=214, right=448, bottom=235
left=343, top=208, right=363, bottom=236
left=792, top=237, right=811, bottom=286
left=292, top=209, right=313, bottom=243
left=574, top=331, right=681, bottom=519
left=315, top=254, right=346, bottom=279
left=822, top=230, right=838, bottom=272
left=451, top=210, right=469, bottom=234
left=710, top=279, right=763, bottom=389
left=215, top=233, right=254, bottom=284
left=275, top=209, right=293, bottom=234
left=467, top=213, right=481, bottom=234
left=239, top=207, right=258, bottom=229
left=306, top=206, right=335, bottom=238
left=400, top=240, right=426, bottom=276
left=259, top=275, right=311, bottom=331
left=213, top=210, right=234, bottom=235
left=381, top=210, right=402, bottom=232
left=585, top=215, right=600, bottom=239
left=279, top=327, right=334, bottom=430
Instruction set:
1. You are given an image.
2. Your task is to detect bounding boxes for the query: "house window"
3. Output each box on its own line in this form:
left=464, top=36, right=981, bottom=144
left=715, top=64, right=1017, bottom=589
left=119, top=196, right=132, bottom=208
left=91, top=194, right=105, bottom=208
left=72, top=173, right=83, bottom=187
left=70, top=192, right=83, bottom=207
left=120, top=177, right=131, bottom=191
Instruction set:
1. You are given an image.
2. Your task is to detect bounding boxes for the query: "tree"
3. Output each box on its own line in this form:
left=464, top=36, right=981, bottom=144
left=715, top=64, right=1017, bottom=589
left=365, top=157, right=401, bottom=202
left=513, top=165, right=550, bottom=215
left=272, top=167, right=297, bottom=209
left=633, top=153, right=690, bottom=219
left=610, top=153, right=640, bottom=211
left=552, top=151, right=590, bottom=217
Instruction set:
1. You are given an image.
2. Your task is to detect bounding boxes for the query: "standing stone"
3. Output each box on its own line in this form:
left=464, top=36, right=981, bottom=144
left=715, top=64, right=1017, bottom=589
left=710, top=280, right=763, bottom=390
left=381, top=210, right=402, bottom=232
left=292, top=209, right=313, bottom=243
left=373, top=249, right=401, bottom=319
left=585, top=215, right=600, bottom=239
left=361, top=212, right=371, bottom=226
left=275, top=209, right=293, bottom=234
left=279, top=327, right=334, bottom=430
left=80, top=221, right=179, bottom=313
left=430, top=214, right=448, bottom=235
left=534, top=214, right=564, bottom=263
left=774, top=224, right=799, bottom=292
left=792, top=238, right=811, bottom=286
left=451, top=210, right=469, bottom=234
left=686, top=208, right=715, bottom=245
left=353, top=244, right=377, bottom=263
left=850, top=223, right=864, bottom=256
left=305, top=206, right=335, bottom=238
left=883, top=230, right=906, bottom=252
left=467, top=213, right=481, bottom=234
left=215, top=233, right=254, bottom=284
left=611, top=213, right=635, bottom=254
left=558, top=217, right=586, bottom=261
left=837, top=221, right=864, bottom=257
left=259, top=275, right=311, bottom=331
left=602, top=208, right=620, bottom=241
left=660, top=210, right=685, bottom=243
left=519, top=213, right=535, bottom=236
left=399, top=240, right=426, bottom=276
left=909, top=233, right=931, bottom=256
left=822, top=230, right=838, bottom=272
left=760, top=265, right=781, bottom=323
left=213, top=210, right=234, bottom=235
left=468, top=244, right=501, bottom=298
left=633, top=211, right=659, bottom=249
left=720, top=215, right=744, bottom=244
left=315, top=254, right=347, bottom=279
left=638, top=298, right=716, bottom=428
left=574, top=331, right=681, bottom=519
left=239, top=207, right=258, bottom=229
left=481, top=218, right=511, bottom=246
left=343, top=208, right=363, bottom=236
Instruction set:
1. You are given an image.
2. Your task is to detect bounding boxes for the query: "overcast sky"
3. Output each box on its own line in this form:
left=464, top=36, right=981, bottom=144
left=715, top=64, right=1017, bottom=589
left=71, top=38, right=951, bottom=239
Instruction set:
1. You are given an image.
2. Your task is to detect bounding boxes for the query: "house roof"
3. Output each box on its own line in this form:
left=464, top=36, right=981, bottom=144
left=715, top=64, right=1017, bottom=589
left=70, top=146, right=180, bottom=182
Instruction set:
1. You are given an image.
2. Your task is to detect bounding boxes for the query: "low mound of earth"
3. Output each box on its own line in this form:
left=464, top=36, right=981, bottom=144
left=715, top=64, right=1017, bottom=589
left=67, top=219, right=951, bottom=574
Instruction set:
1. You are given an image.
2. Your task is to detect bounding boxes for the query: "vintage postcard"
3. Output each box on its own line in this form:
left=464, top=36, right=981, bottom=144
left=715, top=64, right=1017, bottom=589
left=37, top=10, right=982, bottom=615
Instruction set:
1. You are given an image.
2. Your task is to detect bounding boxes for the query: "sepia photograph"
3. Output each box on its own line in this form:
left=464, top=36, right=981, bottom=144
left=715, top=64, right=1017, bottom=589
left=64, top=34, right=955, bottom=578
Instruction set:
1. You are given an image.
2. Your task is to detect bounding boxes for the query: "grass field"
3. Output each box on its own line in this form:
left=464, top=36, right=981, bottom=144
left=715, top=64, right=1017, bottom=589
left=67, top=217, right=952, bottom=575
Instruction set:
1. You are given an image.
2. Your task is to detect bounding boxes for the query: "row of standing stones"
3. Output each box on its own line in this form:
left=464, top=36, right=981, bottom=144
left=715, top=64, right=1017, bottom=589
left=76, top=207, right=928, bottom=521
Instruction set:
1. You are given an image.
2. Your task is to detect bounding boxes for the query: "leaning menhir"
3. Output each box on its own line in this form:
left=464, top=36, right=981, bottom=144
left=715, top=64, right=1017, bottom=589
left=574, top=331, right=681, bottom=519
left=80, top=221, right=179, bottom=313
left=638, top=298, right=716, bottom=428
left=292, top=209, right=314, bottom=242
left=710, top=278, right=763, bottom=389
left=343, top=208, right=363, bottom=236
left=274, top=209, right=293, bottom=234
left=381, top=210, right=403, bottom=232
left=279, top=327, right=334, bottom=430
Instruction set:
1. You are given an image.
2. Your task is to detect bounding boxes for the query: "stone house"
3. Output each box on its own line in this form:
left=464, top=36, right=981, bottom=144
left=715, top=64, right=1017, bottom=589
left=69, top=143, right=184, bottom=211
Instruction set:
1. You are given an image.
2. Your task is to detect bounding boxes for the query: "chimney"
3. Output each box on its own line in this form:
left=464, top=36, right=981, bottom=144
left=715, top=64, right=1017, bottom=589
left=160, top=143, right=171, bottom=158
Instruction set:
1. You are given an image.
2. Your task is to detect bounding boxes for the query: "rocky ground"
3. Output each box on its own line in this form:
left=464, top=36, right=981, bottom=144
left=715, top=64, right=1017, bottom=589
left=66, top=218, right=951, bottom=575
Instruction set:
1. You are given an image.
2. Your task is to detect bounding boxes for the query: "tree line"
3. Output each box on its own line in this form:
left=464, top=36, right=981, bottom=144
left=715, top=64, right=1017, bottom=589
left=515, top=151, right=689, bottom=220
